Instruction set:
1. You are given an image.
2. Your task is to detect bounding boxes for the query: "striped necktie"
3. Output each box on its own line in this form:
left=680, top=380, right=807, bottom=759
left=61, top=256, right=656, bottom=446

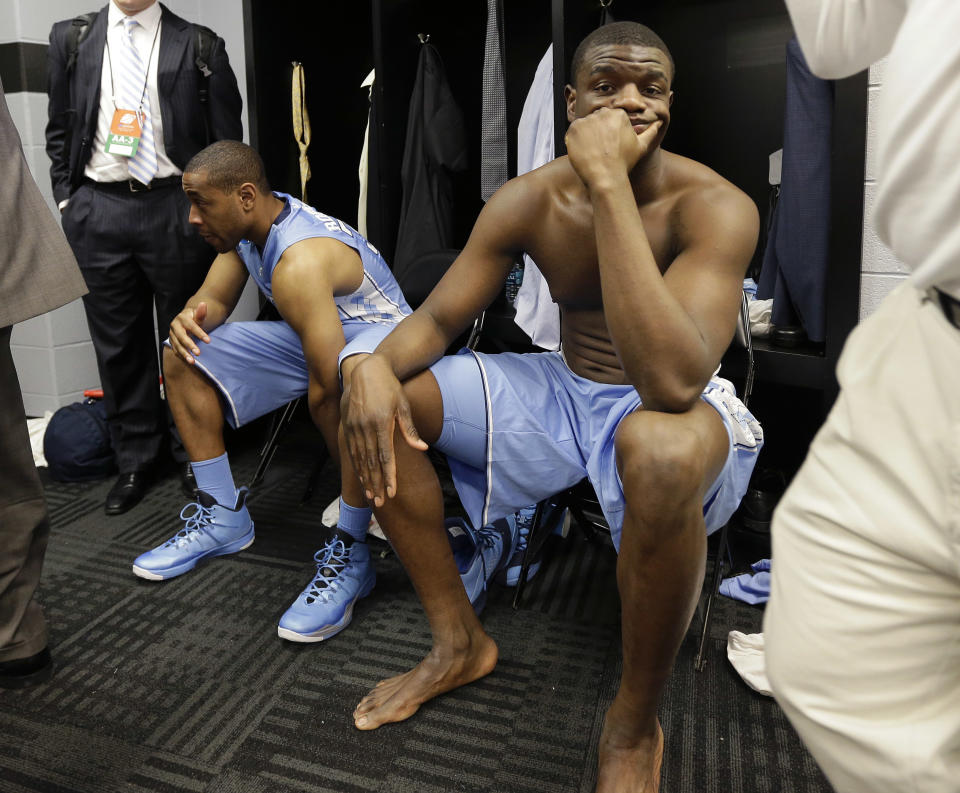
left=119, top=17, right=158, bottom=185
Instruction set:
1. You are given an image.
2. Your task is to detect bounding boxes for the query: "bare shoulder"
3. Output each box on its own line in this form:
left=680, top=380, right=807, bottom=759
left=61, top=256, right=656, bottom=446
left=465, top=163, right=568, bottom=256
left=665, top=152, right=759, bottom=244
left=522, top=156, right=588, bottom=204
left=274, top=236, right=363, bottom=297
left=280, top=235, right=359, bottom=266
left=482, top=157, right=589, bottom=246
left=488, top=162, right=559, bottom=218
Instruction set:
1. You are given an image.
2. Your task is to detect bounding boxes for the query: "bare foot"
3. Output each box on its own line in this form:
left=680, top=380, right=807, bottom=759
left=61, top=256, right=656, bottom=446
left=596, top=712, right=664, bottom=793
left=353, top=632, right=498, bottom=730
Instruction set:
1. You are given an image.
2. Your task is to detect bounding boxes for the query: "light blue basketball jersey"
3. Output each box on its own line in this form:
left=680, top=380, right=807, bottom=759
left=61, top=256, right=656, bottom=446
left=236, top=192, right=411, bottom=323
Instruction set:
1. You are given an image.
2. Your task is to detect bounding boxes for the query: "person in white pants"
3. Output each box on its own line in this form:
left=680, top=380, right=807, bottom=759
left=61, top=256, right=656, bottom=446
left=764, top=2, right=960, bottom=792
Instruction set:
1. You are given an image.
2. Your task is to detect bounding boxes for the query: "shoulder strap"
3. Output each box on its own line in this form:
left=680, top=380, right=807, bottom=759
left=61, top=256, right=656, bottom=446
left=193, top=24, right=217, bottom=84
left=65, top=11, right=99, bottom=75
left=191, top=23, right=218, bottom=145
left=65, top=15, right=216, bottom=84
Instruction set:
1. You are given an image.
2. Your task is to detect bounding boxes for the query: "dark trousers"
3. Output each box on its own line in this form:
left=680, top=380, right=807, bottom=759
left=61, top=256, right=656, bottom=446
left=0, top=326, right=49, bottom=662
left=61, top=181, right=214, bottom=472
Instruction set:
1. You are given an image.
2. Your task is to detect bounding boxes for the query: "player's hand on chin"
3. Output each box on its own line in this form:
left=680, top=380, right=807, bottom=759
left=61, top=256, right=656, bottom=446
left=566, top=109, right=661, bottom=189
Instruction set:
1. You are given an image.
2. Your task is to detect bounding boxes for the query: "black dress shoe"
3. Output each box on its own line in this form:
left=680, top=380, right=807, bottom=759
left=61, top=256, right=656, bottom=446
left=180, top=462, right=198, bottom=498
left=738, top=468, right=786, bottom=533
left=0, top=647, right=53, bottom=689
left=105, top=471, right=150, bottom=515
left=771, top=324, right=808, bottom=349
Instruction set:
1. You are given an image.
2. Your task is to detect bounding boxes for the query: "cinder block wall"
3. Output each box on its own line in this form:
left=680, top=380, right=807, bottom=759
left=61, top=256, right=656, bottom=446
left=2, top=0, right=254, bottom=416
left=860, top=60, right=909, bottom=318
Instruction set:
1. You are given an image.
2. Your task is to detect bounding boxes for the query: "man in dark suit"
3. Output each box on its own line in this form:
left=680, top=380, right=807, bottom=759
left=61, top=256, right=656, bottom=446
left=46, top=0, right=243, bottom=515
left=0, top=79, right=87, bottom=688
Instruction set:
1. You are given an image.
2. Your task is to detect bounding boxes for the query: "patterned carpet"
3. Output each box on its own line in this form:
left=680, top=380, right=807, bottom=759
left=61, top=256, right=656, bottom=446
left=0, top=427, right=831, bottom=793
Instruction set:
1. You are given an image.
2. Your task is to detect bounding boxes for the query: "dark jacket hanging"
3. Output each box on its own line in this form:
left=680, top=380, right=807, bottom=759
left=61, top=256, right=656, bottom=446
left=392, top=41, right=468, bottom=283
left=757, top=37, right=834, bottom=343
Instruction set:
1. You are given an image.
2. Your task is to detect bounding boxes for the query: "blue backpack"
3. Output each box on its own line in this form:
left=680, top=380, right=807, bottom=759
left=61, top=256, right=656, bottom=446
left=43, top=399, right=116, bottom=482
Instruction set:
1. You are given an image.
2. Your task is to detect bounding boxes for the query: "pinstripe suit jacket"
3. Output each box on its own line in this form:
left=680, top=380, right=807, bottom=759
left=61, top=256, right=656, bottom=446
left=0, top=81, right=86, bottom=329
left=45, top=3, right=243, bottom=205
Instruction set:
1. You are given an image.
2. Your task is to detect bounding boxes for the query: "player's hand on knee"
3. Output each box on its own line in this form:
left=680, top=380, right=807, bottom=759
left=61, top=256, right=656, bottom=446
left=387, top=400, right=427, bottom=493
left=169, top=302, right=211, bottom=364
left=342, top=355, right=427, bottom=507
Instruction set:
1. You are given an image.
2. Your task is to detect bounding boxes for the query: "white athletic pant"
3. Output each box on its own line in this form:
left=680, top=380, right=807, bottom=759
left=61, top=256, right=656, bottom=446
left=764, top=283, right=960, bottom=793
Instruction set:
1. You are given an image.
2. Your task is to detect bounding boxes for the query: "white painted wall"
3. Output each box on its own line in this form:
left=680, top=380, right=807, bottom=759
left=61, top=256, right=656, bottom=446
left=5, top=0, right=258, bottom=416
left=859, top=59, right=909, bottom=319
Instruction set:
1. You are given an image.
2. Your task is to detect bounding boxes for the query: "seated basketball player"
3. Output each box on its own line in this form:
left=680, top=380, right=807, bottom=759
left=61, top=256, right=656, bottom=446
left=340, top=22, right=763, bottom=793
left=131, top=141, right=410, bottom=644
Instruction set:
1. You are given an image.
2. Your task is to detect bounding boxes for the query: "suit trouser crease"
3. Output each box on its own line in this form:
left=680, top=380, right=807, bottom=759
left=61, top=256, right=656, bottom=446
left=62, top=183, right=213, bottom=471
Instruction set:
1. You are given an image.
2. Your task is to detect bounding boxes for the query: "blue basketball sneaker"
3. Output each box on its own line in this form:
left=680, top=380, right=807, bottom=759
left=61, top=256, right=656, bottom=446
left=447, top=516, right=517, bottom=614
left=277, top=529, right=376, bottom=642
left=132, top=489, right=254, bottom=580
left=499, top=505, right=540, bottom=587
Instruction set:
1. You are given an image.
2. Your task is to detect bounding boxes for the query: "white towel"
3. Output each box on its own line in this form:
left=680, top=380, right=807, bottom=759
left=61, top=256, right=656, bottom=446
left=727, top=631, right=773, bottom=696
left=27, top=412, right=53, bottom=467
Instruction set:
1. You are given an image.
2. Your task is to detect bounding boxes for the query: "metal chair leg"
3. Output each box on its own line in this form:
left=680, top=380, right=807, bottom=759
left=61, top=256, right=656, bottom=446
left=299, top=446, right=330, bottom=505
left=512, top=500, right=548, bottom=609
left=249, top=397, right=300, bottom=489
left=567, top=502, right=602, bottom=544
left=695, top=519, right=731, bottom=671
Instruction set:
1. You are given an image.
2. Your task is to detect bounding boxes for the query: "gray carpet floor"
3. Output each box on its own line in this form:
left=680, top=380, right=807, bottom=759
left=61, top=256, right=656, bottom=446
left=0, top=428, right=831, bottom=793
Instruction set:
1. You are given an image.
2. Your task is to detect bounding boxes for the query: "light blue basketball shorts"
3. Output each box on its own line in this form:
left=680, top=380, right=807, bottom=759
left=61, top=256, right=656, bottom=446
left=437, top=350, right=763, bottom=549
left=337, top=336, right=764, bottom=549
left=338, top=339, right=764, bottom=551
left=166, top=319, right=398, bottom=428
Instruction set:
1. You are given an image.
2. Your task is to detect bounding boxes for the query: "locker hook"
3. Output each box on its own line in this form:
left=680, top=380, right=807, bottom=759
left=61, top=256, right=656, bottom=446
left=418, top=33, right=430, bottom=44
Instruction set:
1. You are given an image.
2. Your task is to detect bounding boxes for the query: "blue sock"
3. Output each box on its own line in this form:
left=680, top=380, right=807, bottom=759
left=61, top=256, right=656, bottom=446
left=191, top=453, right=237, bottom=507
left=338, top=498, right=371, bottom=542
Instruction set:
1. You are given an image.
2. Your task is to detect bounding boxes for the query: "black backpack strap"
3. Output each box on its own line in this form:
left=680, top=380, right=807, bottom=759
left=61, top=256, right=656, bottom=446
left=192, top=24, right=217, bottom=145
left=193, top=24, right=216, bottom=87
left=65, top=11, right=99, bottom=75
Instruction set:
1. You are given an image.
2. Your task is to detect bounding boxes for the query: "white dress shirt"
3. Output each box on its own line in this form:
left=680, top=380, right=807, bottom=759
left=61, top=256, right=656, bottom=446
left=514, top=45, right=561, bottom=350
left=85, top=1, right=179, bottom=184
left=785, top=0, right=960, bottom=301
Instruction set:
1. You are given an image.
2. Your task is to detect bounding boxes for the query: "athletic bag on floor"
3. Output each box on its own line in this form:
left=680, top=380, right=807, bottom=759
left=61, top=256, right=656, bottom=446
left=43, top=398, right=116, bottom=481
